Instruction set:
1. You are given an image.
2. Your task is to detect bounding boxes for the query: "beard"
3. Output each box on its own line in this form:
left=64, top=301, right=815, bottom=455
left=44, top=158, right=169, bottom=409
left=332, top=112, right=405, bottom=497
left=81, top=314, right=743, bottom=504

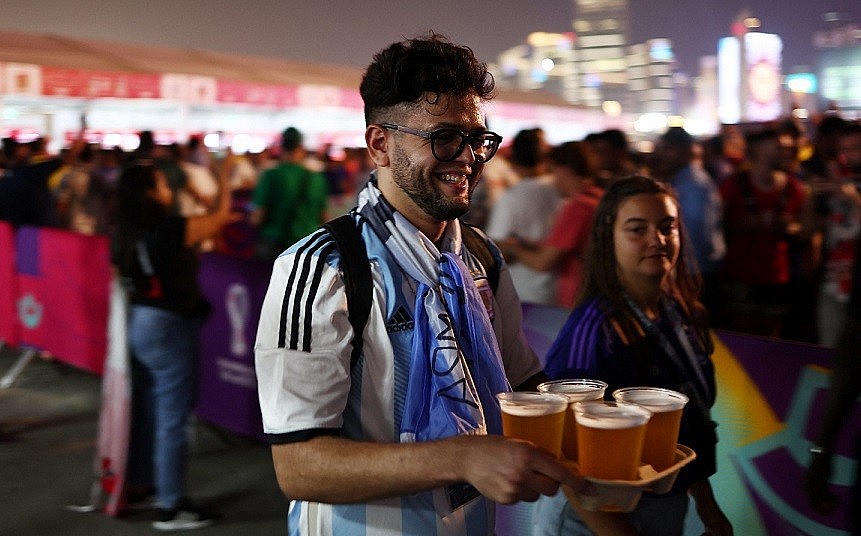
left=389, top=144, right=474, bottom=221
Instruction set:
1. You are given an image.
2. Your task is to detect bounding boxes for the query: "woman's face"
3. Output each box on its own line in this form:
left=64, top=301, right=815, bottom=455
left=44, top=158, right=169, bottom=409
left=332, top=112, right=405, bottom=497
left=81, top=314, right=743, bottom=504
left=613, top=193, right=680, bottom=291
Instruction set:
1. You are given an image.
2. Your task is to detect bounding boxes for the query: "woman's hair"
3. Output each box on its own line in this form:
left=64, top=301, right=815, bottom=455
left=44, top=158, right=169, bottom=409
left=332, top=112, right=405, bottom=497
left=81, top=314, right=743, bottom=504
left=111, top=163, right=168, bottom=274
left=360, top=32, right=495, bottom=125
left=578, top=175, right=710, bottom=345
left=115, top=163, right=164, bottom=227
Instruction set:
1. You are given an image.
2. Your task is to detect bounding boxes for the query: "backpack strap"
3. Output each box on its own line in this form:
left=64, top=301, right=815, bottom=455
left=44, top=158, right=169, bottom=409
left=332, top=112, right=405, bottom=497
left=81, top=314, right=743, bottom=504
left=461, top=222, right=500, bottom=293
left=323, top=214, right=372, bottom=370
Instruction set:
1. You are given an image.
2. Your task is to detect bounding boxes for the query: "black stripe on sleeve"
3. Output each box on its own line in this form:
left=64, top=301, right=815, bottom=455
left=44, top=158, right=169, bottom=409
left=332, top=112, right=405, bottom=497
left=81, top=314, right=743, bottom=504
left=278, top=231, right=327, bottom=348
left=265, top=427, right=341, bottom=445
left=287, top=235, right=336, bottom=351
left=302, top=242, right=337, bottom=352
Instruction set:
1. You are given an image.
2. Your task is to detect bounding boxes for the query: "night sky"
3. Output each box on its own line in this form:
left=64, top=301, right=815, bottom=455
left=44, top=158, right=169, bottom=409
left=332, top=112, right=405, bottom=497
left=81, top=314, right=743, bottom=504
left=2, top=0, right=859, bottom=75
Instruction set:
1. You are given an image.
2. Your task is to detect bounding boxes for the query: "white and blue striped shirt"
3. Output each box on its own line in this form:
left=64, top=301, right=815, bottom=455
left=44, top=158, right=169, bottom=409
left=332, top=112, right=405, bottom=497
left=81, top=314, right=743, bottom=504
left=255, top=215, right=541, bottom=536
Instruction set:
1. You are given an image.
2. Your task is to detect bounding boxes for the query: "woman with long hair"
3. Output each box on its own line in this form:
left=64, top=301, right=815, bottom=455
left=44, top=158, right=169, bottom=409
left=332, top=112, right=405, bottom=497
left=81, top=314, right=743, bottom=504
left=112, top=160, right=235, bottom=531
left=534, top=176, right=732, bottom=535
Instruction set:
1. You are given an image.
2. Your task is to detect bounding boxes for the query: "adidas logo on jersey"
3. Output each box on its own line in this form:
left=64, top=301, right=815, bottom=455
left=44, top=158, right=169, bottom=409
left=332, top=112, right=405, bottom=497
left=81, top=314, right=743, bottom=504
left=386, top=306, right=415, bottom=333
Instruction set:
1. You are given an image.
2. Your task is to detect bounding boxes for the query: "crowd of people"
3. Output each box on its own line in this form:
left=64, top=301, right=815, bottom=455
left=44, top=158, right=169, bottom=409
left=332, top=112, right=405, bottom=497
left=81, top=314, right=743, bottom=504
left=2, top=31, right=860, bottom=534
left=4, top=115, right=859, bottom=349
left=2, top=108, right=859, bottom=351
left=473, top=114, right=861, bottom=349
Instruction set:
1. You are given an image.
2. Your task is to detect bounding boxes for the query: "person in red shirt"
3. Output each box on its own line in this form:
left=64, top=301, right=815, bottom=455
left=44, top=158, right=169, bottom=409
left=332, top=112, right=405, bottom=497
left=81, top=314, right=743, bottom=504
left=498, top=141, right=601, bottom=309
left=719, top=128, right=808, bottom=337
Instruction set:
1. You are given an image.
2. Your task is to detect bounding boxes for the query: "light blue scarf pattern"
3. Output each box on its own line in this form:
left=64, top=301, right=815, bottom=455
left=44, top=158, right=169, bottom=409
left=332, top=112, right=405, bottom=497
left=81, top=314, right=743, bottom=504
left=357, top=179, right=511, bottom=442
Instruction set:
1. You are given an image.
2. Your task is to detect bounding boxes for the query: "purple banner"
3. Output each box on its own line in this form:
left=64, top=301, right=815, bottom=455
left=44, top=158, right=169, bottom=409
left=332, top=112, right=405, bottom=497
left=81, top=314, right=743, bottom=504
left=189, top=252, right=859, bottom=534
left=195, top=252, right=272, bottom=440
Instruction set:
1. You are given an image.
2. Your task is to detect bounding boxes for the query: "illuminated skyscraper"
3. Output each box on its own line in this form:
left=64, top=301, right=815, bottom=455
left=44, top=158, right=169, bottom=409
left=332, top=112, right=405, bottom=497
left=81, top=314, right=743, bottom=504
left=571, top=0, right=630, bottom=108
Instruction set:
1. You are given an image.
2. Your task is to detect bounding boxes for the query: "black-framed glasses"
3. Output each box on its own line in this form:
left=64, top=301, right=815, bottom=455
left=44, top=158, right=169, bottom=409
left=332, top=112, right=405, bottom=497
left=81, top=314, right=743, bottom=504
left=380, top=123, right=503, bottom=163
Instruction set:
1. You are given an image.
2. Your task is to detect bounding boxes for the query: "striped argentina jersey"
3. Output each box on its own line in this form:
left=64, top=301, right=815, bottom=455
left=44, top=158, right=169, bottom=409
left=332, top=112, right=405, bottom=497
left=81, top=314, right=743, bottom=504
left=254, top=213, right=542, bottom=536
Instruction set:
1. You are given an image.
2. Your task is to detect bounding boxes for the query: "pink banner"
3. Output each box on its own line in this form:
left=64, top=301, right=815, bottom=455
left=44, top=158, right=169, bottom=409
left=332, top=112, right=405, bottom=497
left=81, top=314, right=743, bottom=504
left=16, top=227, right=111, bottom=374
left=0, top=221, right=17, bottom=346
left=216, top=79, right=297, bottom=107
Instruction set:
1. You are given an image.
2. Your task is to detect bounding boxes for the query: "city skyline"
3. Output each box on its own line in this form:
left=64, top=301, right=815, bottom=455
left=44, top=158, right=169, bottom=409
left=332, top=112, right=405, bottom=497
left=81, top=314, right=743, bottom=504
left=1, top=0, right=859, bottom=77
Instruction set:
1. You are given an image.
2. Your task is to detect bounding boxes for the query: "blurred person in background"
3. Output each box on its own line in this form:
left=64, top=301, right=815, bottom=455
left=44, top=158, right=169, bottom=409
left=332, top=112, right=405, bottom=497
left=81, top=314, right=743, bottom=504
left=804, top=234, right=861, bottom=535
left=250, top=126, right=328, bottom=260
left=178, top=138, right=220, bottom=252
left=461, top=137, right=519, bottom=229
left=719, top=128, right=808, bottom=338
left=498, top=140, right=602, bottom=309
left=774, top=118, right=822, bottom=344
left=51, top=143, right=111, bottom=236
left=651, top=127, right=726, bottom=325
left=0, top=127, right=86, bottom=228
left=111, top=160, right=238, bottom=531
left=584, top=128, right=637, bottom=187
left=486, top=127, right=560, bottom=305
left=815, top=120, right=861, bottom=347
left=133, top=132, right=188, bottom=217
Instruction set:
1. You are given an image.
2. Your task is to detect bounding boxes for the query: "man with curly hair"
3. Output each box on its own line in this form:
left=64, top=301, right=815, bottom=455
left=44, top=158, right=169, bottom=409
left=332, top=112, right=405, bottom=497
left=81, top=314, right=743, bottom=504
left=254, top=34, right=583, bottom=535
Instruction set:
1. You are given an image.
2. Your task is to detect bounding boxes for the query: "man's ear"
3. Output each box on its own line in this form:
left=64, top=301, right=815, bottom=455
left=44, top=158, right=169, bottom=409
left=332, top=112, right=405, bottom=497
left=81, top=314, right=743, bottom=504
left=366, top=124, right=390, bottom=167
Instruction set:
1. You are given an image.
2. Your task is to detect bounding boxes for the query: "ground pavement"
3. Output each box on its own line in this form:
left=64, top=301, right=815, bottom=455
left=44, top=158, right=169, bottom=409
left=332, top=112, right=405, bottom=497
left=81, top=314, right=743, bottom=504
left=0, top=345, right=287, bottom=535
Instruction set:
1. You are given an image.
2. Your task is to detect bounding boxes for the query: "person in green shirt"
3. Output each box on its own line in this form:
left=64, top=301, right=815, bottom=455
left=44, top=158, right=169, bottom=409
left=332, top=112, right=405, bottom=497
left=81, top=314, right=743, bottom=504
left=251, top=127, right=328, bottom=260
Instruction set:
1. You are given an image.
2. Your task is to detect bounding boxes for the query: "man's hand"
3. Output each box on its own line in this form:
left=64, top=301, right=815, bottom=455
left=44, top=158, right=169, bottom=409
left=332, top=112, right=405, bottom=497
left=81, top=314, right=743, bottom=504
left=455, top=435, right=588, bottom=504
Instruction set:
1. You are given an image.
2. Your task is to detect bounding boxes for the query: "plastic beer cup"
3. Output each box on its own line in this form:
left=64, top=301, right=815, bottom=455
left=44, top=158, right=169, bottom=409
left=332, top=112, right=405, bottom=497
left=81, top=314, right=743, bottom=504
left=537, top=379, right=608, bottom=460
left=496, top=392, right=569, bottom=458
left=573, top=401, right=651, bottom=480
left=612, top=387, right=689, bottom=471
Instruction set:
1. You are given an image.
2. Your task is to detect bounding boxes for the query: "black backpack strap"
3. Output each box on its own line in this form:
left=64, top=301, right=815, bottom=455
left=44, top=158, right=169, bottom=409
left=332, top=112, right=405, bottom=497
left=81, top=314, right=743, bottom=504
left=323, top=214, right=372, bottom=370
left=461, top=222, right=500, bottom=293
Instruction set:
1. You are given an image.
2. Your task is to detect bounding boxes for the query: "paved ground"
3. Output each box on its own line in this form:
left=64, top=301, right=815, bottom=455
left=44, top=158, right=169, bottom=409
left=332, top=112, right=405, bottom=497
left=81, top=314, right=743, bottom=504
left=0, top=345, right=288, bottom=535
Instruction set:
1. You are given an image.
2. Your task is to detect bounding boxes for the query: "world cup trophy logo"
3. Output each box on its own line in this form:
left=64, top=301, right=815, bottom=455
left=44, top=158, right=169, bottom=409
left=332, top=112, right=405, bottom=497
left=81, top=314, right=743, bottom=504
left=225, top=283, right=250, bottom=356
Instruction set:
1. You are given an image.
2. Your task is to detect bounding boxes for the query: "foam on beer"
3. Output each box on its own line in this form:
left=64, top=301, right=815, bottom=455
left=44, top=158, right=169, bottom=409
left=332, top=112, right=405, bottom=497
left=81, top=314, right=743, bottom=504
left=499, top=400, right=567, bottom=416
left=575, top=411, right=649, bottom=429
left=614, top=389, right=688, bottom=412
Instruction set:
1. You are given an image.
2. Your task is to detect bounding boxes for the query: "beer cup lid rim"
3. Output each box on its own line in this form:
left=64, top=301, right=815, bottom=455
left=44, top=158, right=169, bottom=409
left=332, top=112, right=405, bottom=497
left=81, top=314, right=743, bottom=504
left=537, top=379, right=609, bottom=391
left=611, top=387, right=690, bottom=407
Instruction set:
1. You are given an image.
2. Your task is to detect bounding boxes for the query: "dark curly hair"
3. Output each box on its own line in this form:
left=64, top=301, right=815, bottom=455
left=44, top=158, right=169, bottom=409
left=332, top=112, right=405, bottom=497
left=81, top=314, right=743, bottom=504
left=360, top=32, right=495, bottom=125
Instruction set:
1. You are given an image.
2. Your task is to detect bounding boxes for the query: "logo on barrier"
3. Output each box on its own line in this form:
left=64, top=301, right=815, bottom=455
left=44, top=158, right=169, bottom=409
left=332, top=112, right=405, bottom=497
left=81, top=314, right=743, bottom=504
left=225, top=283, right=250, bottom=357
left=17, top=293, right=43, bottom=329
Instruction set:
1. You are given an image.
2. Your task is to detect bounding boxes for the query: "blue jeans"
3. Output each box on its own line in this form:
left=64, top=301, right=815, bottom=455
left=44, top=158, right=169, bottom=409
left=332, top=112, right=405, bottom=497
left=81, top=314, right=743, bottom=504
left=127, top=305, right=200, bottom=510
left=533, top=489, right=692, bottom=536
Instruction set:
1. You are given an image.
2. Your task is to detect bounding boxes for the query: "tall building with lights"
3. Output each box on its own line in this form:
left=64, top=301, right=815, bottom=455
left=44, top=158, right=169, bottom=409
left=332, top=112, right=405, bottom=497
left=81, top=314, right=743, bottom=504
left=627, top=39, right=675, bottom=116
left=571, top=0, right=630, bottom=109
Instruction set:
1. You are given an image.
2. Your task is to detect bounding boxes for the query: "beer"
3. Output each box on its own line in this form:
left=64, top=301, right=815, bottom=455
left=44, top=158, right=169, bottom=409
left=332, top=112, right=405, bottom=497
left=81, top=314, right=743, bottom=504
left=613, top=387, right=688, bottom=471
left=537, top=379, right=607, bottom=460
left=573, top=401, right=651, bottom=480
left=496, top=392, right=568, bottom=457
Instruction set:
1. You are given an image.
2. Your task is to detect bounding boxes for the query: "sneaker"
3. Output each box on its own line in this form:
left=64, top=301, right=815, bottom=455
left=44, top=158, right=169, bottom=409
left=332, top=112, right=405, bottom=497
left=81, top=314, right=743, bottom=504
left=124, top=487, right=157, bottom=513
left=152, top=507, right=215, bottom=532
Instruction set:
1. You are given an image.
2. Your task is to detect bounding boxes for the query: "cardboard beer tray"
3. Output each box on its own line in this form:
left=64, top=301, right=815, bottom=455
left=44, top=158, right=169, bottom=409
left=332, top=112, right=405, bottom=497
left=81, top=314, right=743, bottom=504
left=562, top=444, right=696, bottom=512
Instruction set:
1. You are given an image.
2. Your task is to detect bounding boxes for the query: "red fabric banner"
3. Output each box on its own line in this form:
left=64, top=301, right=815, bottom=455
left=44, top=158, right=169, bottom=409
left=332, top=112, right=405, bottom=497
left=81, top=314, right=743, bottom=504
left=0, top=221, right=18, bottom=346
left=16, top=227, right=111, bottom=374
left=41, top=67, right=161, bottom=99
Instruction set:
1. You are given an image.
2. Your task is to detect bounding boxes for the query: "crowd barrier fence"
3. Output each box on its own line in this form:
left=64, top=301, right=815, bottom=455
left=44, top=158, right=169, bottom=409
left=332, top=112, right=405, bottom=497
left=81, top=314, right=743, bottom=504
left=0, top=223, right=857, bottom=535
